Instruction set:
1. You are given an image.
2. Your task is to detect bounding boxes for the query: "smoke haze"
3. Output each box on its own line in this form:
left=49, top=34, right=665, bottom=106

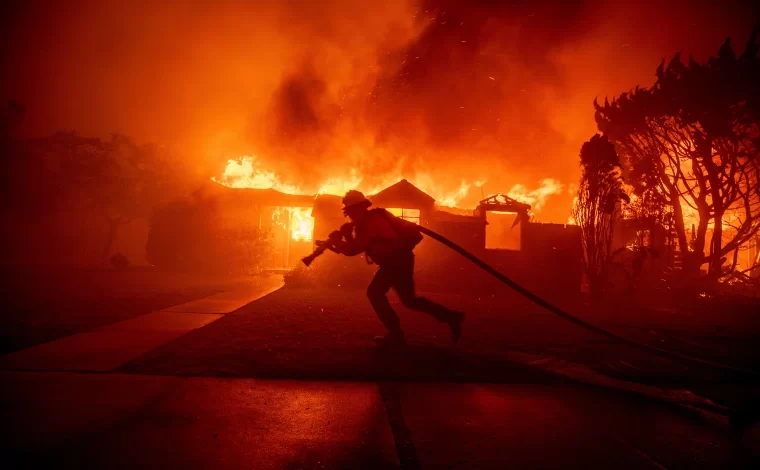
left=2, top=0, right=757, bottom=221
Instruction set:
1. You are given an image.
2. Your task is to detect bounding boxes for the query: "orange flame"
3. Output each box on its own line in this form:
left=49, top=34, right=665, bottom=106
left=289, top=207, right=313, bottom=241
left=212, top=156, right=301, bottom=194
left=213, top=155, right=569, bottom=234
left=271, top=207, right=315, bottom=242
left=506, top=178, right=564, bottom=212
left=213, top=155, right=479, bottom=208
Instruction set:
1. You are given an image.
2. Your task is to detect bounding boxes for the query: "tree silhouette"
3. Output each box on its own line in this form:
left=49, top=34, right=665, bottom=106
left=13, top=132, right=188, bottom=264
left=595, top=30, right=760, bottom=278
left=90, top=135, right=182, bottom=263
left=572, top=134, right=628, bottom=299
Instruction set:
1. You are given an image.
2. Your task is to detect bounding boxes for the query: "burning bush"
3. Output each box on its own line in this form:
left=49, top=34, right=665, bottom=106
left=146, top=197, right=273, bottom=275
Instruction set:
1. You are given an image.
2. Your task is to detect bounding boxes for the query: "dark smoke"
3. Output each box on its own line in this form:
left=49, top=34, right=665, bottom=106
left=3, top=0, right=758, bottom=220
left=251, top=0, right=758, bottom=218
left=267, top=66, right=339, bottom=141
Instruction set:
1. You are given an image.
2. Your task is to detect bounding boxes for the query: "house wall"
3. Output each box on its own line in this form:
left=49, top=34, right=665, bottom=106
left=307, top=191, right=583, bottom=296
left=415, top=219, right=582, bottom=297
left=429, top=219, right=486, bottom=254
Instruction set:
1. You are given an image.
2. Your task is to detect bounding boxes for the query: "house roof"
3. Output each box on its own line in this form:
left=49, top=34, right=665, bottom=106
left=477, top=193, right=531, bottom=213
left=196, top=180, right=315, bottom=208
left=370, top=179, right=436, bottom=209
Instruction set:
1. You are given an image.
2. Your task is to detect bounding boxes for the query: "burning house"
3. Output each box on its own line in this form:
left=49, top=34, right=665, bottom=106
left=178, top=177, right=582, bottom=294
left=191, top=181, right=317, bottom=269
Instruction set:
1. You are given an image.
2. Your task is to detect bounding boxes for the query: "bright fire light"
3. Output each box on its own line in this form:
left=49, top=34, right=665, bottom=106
left=271, top=207, right=314, bottom=241
left=212, top=155, right=483, bottom=209
left=290, top=208, right=313, bottom=241
left=213, top=155, right=567, bottom=229
left=212, top=155, right=301, bottom=194
left=506, top=178, right=564, bottom=211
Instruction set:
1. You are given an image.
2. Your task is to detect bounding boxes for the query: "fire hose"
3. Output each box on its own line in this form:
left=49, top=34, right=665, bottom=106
left=303, top=225, right=755, bottom=378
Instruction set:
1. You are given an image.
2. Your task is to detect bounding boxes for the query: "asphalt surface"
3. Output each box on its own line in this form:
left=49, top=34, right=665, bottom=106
left=2, top=284, right=759, bottom=468
left=0, top=371, right=398, bottom=470
left=2, top=371, right=755, bottom=469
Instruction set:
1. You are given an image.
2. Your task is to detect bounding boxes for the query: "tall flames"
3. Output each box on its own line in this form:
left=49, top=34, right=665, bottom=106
left=506, top=179, right=565, bottom=213
left=213, top=155, right=568, bottom=240
left=213, top=155, right=565, bottom=211
left=213, top=155, right=481, bottom=208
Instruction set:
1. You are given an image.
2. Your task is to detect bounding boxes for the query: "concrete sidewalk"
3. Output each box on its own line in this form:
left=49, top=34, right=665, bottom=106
left=163, top=282, right=283, bottom=314
left=1, top=371, right=754, bottom=469
left=0, top=278, right=283, bottom=372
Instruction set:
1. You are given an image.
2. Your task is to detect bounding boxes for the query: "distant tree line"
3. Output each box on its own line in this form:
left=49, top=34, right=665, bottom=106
left=1, top=105, right=271, bottom=273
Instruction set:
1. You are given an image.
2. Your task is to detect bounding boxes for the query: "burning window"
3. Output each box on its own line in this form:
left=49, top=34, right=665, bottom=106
left=387, top=208, right=420, bottom=225
left=271, top=207, right=314, bottom=241
left=485, top=211, right=521, bottom=250
left=289, top=208, right=314, bottom=241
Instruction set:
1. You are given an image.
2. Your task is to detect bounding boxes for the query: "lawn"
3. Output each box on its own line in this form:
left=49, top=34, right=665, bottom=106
left=122, top=284, right=760, bottom=385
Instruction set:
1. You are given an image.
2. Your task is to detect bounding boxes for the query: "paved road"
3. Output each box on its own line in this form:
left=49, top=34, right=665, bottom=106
left=3, top=283, right=759, bottom=468
left=1, top=371, right=755, bottom=469
left=0, top=371, right=397, bottom=470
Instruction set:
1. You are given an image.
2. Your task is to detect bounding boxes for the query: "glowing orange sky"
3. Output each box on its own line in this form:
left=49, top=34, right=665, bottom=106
left=2, top=0, right=757, bottom=221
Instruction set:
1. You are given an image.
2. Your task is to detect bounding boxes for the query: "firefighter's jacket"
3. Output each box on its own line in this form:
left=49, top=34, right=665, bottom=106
left=336, top=209, right=411, bottom=265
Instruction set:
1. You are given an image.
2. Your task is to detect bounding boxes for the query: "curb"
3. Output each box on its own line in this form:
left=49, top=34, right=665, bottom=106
left=505, top=351, right=733, bottom=427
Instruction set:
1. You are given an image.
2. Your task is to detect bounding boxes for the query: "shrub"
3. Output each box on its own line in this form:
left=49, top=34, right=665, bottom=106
left=146, top=197, right=272, bottom=275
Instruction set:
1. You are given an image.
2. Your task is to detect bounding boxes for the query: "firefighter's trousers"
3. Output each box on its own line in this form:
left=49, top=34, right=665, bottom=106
left=367, top=252, right=458, bottom=334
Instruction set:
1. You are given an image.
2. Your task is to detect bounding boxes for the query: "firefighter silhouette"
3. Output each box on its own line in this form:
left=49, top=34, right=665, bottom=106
left=328, top=190, right=465, bottom=347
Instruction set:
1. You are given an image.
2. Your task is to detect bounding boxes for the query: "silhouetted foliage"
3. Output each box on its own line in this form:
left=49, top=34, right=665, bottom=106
left=572, top=134, right=627, bottom=299
left=146, top=196, right=273, bottom=274
left=3, top=123, right=194, bottom=266
left=595, top=30, right=760, bottom=278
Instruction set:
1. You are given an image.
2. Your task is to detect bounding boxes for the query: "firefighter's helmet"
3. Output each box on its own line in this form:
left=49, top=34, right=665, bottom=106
left=342, top=190, right=372, bottom=211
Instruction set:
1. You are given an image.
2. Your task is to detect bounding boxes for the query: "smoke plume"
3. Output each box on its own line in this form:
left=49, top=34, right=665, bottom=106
left=2, top=0, right=757, bottom=220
